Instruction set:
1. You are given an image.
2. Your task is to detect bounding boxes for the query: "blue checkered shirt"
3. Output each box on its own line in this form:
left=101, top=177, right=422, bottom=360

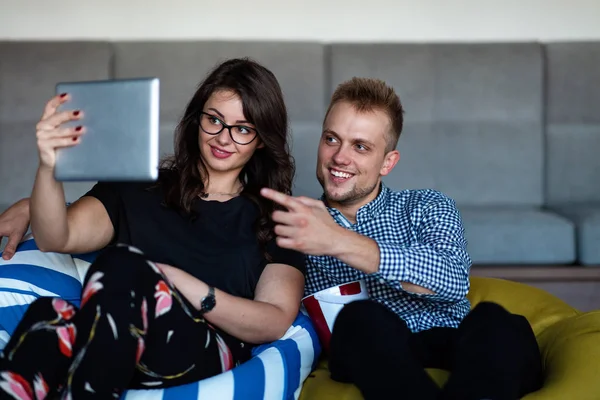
left=305, top=184, right=472, bottom=332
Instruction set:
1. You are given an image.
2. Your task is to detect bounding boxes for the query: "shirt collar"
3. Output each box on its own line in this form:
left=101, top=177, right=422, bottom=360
left=320, top=182, right=390, bottom=226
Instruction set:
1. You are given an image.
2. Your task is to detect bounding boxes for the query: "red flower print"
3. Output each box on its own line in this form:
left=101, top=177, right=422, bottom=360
left=56, top=324, right=76, bottom=358
left=52, top=299, right=76, bottom=321
left=154, top=281, right=172, bottom=318
left=141, top=298, right=148, bottom=332
left=135, top=336, right=145, bottom=364
left=0, top=371, right=33, bottom=400
left=81, top=272, right=104, bottom=307
left=33, top=374, right=48, bottom=400
left=215, top=333, right=234, bottom=372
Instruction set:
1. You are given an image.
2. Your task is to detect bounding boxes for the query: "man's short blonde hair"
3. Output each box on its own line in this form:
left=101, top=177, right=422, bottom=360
left=325, top=77, right=404, bottom=152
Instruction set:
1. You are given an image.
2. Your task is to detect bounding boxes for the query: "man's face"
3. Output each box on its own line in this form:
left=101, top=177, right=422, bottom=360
left=316, top=101, right=399, bottom=209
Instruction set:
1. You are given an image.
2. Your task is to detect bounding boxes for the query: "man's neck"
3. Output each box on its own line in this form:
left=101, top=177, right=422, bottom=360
left=336, top=204, right=361, bottom=224
left=326, top=183, right=382, bottom=224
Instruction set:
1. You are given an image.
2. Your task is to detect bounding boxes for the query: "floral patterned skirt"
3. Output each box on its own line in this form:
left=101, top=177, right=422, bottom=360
left=0, top=244, right=251, bottom=400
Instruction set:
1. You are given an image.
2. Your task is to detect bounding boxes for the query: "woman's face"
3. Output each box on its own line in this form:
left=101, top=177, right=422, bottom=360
left=198, top=90, right=263, bottom=179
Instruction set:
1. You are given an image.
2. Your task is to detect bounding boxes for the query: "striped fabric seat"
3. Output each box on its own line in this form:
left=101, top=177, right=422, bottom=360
left=0, top=237, right=320, bottom=399
left=122, top=313, right=319, bottom=400
left=0, top=236, right=93, bottom=348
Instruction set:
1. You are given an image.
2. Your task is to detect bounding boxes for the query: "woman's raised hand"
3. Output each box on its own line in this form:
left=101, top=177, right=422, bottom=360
left=35, top=93, right=85, bottom=169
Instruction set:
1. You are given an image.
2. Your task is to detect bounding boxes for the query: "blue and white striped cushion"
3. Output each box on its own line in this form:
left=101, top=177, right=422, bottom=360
left=0, top=238, right=321, bottom=399
left=0, top=235, right=91, bottom=349
left=122, top=312, right=320, bottom=400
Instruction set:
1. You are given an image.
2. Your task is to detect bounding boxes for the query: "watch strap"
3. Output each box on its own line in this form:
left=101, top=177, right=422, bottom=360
left=200, top=286, right=216, bottom=314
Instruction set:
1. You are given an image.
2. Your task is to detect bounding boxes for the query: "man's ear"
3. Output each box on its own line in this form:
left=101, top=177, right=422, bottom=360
left=380, top=150, right=400, bottom=176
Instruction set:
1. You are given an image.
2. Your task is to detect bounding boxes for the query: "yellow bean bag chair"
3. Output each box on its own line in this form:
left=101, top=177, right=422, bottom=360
left=298, top=276, right=600, bottom=400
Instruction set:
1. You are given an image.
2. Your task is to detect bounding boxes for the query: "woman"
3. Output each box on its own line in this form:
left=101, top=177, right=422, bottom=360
left=0, top=58, right=305, bottom=399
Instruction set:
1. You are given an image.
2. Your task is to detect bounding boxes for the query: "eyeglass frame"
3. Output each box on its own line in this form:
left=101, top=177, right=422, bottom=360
left=197, top=111, right=259, bottom=145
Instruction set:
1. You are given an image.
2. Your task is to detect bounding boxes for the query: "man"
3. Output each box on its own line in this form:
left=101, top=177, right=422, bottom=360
left=1, top=78, right=543, bottom=399
left=260, top=78, right=543, bottom=400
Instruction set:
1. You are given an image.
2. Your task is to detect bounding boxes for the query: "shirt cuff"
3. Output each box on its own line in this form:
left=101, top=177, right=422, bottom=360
left=373, top=240, right=409, bottom=282
left=373, top=240, right=440, bottom=299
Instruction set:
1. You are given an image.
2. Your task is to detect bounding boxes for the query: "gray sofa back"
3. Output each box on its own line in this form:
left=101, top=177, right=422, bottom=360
left=545, top=42, right=600, bottom=206
left=1, top=40, right=598, bottom=265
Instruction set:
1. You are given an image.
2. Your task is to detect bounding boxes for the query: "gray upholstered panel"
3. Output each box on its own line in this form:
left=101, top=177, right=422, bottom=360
left=546, top=124, right=600, bottom=204
left=329, top=44, right=436, bottom=123
left=329, top=43, right=543, bottom=123
left=0, top=121, right=44, bottom=204
left=435, top=122, right=543, bottom=206
left=0, top=42, right=112, bottom=123
left=546, top=42, right=600, bottom=124
left=290, top=123, right=322, bottom=198
left=376, top=122, right=543, bottom=207
left=381, top=123, right=438, bottom=192
left=545, top=43, right=600, bottom=206
left=433, top=44, right=544, bottom=206
left=553, top=206, right=600, bottom=266
left=0, top=122, right=95, bottom=206
left=461, top=207, right=576, bottom=264
left=577, top=211, right=600, bottom=266
left=113, top=41, right=326, bottom=125
left=159, top=123, right=177, bottom=160
left=432, top=43, right=543, bottom=122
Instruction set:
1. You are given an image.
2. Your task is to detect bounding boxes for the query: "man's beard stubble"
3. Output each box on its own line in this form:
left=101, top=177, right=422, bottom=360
left=317, top=170, right=379, bottom=206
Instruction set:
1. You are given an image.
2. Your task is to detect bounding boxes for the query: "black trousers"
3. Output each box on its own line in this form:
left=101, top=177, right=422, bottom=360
left=329, top=300, right=543, bottom=400
left=0, top=245, right=250, bottom=399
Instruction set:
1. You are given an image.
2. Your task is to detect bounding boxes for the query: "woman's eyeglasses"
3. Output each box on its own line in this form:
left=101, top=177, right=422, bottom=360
left=198, top=112, right=258, bottom=145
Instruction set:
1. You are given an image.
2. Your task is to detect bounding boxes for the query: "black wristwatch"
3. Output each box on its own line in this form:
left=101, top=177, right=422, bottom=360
left=200, top=286, right=216, bottom=315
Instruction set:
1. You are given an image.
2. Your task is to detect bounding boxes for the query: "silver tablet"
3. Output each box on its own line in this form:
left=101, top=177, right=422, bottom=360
left=54, top=78, right=160, bottom=182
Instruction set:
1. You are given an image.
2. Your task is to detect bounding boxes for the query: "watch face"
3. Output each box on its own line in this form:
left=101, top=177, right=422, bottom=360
left=202, top=295, right=216, bottom=312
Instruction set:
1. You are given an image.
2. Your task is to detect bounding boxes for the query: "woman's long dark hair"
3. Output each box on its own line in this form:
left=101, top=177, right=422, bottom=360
left=158, top=58, right=295, bottom=256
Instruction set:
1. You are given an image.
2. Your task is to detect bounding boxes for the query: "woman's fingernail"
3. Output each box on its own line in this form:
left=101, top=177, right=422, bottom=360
left=75, top=126, right=82, bottom=132
left=60, top=93, right=67, bottom=98
left=73, top=111, right=80, bottom=116
left=72, top=137, right=78, bottom=141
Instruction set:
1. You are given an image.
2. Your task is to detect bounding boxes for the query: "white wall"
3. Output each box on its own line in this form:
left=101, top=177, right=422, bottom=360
left=1, top=0, right=599, bottom=42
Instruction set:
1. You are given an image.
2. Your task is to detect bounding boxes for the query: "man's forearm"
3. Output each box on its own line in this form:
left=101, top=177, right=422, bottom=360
left=327, top=228, right=435, bottom=294
left=328, top=227, right=381, bottom=274
left=15, top=198, right=31, bottom=213
left=8, top=198, right=31, bottom=224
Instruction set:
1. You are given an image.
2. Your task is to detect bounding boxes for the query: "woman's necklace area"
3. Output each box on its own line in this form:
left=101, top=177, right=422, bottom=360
left=199, top=187, right=243, bottom=199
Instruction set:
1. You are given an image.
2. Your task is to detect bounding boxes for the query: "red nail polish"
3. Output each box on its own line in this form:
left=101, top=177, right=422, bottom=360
left=60, top=93, right=67, bottom=98
left=72, top=137, right=78, bottom=141
left=75, top=126, right=82, bottom=132
left=73, top=111, right=80, bottom=116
